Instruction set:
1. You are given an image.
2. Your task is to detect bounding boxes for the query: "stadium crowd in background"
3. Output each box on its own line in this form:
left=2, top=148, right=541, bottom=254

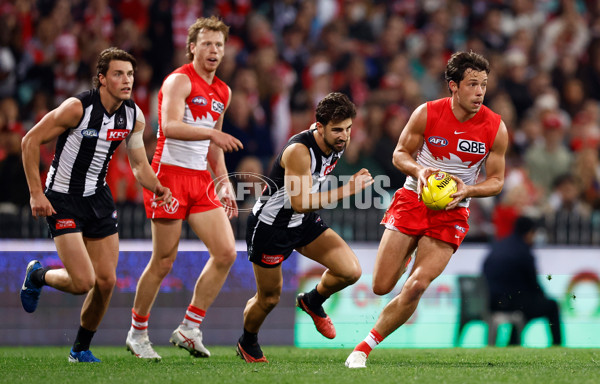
left=1, top=0, right=600, bottom=242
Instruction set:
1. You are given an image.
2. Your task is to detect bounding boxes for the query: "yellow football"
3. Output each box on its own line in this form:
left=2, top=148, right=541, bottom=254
left=421, top=171, right=457, bottom=210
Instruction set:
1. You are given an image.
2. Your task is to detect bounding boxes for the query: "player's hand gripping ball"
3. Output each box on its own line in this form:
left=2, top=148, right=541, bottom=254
left=421, top=171, right=457, bottom=210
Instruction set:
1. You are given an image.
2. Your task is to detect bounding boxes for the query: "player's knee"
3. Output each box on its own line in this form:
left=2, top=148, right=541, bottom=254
left=214, top=247, right=237, bottom=269
left=372, top=280, right=394, bottom=296
left=405, top=278, right=429, bottom=302
left=345, top=265, right=362, bottom=285
left=153, top=257, right=175, bottom=278
left=259, top=292, right=280, bottom=312
left=95, top=273, right=116, bottom=294
left=72, top=276, right=95, bottom=295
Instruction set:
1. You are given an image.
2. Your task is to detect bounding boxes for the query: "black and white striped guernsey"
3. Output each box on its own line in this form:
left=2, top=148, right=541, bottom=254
left=45, top=89, right=140, bottom=197
left=252, top=128, right=343, bottom=228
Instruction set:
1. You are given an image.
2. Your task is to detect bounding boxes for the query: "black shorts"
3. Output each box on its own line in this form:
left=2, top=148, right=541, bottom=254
left=246, top=211, right=329, bottom=268
left=45, top=185, right=118, bottom=239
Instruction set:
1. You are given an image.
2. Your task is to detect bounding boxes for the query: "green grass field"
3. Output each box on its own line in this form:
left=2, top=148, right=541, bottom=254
left=1, top=346, right=599, bottom=384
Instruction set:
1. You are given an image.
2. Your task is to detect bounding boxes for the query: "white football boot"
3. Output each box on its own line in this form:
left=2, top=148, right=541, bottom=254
left=345, top=351, right=367, bottom=368
left=126, top=330, right=161, bottom=361
left=169, top=325, right=211, bottom=357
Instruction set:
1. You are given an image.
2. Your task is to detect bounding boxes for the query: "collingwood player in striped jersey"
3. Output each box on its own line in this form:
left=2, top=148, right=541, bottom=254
left=236, top=92, right=374, bottom=363
left=20, top=48, right=172, bottom=363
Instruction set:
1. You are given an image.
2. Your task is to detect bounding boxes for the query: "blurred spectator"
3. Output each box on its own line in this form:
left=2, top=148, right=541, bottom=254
left=537, top=1, right=589, bottom=72
left=480, top=7, right=509, bottom=53
left=572, top=148, right=600, bottom=210
left=483, top=215, right=563, bottom=346
left=222, top=92, right=273, bottom=172
left=0, top=132, right=30, bottom=238
left=82, top=0, right=115, bottom=41
left=524, top=111, right=573, bottom=196
left=502, top=49, right=533, bottom=122
left=560, top=77, right=586, bottom=118
left=0, top=97, right=24, bottom=136
left=171, top=0, right=201, bottom=67
left=568, top=102, right=600, bottom=151
left=371, top=104, right=408, bottom=190
left=146, top=0, right=174, bottom=87
left=546, top=173, right=592, bottom=218
left=0, top=20, right=17, bottom=99
left=545, top=173, right=593, bottom=244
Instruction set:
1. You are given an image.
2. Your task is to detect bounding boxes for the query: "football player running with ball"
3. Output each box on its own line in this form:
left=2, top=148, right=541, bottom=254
left=345, top=51, right=508, bottom=368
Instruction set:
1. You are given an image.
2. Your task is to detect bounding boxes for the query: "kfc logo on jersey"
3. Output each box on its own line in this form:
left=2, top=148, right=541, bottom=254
left=261, top=253, right=284, bottom=265
left=212, top=100, right=225, bottom=114
left=107, top=129, right=130, bottom=141
left=457, top=139, right=486, bottom=155
left=428, top=136, right=448, bottom=147
left=81, top=129, right=99, bottom=138
left=323, top=163, right=337, bottom=175
left=56, top=219, right=76, bottom=229
left=192, top=96, right=208, bottom=106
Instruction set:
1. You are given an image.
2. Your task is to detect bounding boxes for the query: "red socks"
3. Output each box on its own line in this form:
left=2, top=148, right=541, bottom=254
left=354, top=329, right=384, bottom=357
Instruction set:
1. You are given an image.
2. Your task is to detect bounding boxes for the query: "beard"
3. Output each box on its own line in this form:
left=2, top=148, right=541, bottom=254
left=324, top=136, right=346, bottom=153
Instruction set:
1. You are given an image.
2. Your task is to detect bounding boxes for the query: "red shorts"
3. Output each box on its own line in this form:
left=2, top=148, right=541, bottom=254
left=143, top=163, right=221, bottom=219
left=381, top=188, right=469, bottom=251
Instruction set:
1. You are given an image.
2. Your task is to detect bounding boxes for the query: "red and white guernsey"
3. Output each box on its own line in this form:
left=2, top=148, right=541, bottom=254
left=404, top=97, right=501, bottom=207
left=152, top=63, right=230, bottom=170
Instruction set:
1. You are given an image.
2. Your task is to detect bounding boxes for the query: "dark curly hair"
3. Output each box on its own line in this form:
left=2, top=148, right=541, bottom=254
left=315, top=92, right=357, bottom=126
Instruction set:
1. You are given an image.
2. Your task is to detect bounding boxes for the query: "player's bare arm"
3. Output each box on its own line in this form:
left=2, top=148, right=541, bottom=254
left=447, top=119, right=508, bottom=209
left=21, top=97, right=83, bottom=218
left=392, top=103, right=440, bottom=197
left=126, top=119, right=172, bottom=207
left=283, top=143, right=373, bottom=213
left=161, top=74, right=242, bottom=152
left=207, top=92, right=238, bottom=218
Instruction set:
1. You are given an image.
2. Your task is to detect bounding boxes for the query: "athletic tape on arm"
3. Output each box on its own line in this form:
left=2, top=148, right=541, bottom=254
left=126, top=109, right=146, bottom=149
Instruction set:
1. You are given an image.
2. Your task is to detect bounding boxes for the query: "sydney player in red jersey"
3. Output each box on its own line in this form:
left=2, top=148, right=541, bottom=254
left=345, top=51, right=508, bottom=368
left=126, top=17, right=243, bottom=360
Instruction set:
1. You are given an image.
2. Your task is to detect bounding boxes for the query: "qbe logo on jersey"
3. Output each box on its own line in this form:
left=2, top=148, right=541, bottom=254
left=211, top=100, right=225, bottom=114
left=457, top=139, right=486, bottom=155
left=212, top=100, right=225, bottom=114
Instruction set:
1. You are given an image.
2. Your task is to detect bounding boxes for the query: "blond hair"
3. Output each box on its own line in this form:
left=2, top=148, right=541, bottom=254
left=186, top=16, right=230, bottom=61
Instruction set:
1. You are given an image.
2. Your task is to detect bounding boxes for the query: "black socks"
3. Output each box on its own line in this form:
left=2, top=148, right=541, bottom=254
left=72, top=326, right=96, bottom=352
left=30, top=267, right=50, bottom=287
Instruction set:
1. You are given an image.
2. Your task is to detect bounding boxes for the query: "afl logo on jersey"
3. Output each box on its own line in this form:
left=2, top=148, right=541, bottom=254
left=428, top=136, right=448, bottom=147
left=192, top=96, right=208, bottom=106
left=81, top=129, right=99, bottom=138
